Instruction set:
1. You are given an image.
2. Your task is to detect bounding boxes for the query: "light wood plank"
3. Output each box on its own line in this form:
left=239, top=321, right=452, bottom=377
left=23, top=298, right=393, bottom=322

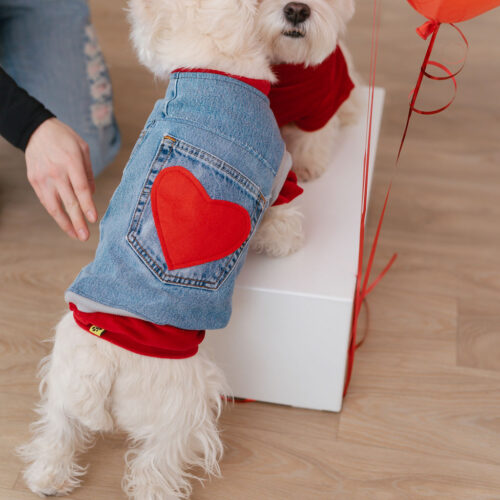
left=458, top=314, right=500, bottom=372
left=2, top=0, right=500, bottom=498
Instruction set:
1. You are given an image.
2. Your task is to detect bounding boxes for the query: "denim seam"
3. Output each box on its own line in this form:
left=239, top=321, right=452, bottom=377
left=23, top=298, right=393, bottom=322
left=170, top=73, right=269, bottom=103
left=172, top=140, right=264, bottom=201
left=128, top=234, right=222, bottom=289
left=128, top=200, right=262, bottom=290
left=163, top=116, right=278, bottom=175
left=128, top=137, right=173, bottom=236
left=163, top=77, right=178, bottom=116
left=130, top=231, right=234, bottom=289
left=67, top=288, right=193, bottom=325
left=159, top=148, right=264, bottom=220
left=211, top=203, right=265, bottom=290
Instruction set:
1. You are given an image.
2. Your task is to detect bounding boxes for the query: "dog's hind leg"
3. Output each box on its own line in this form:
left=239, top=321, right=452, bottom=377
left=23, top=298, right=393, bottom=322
left=18, top=312, right=116, bottom=496
left=113, top=348, right=228, bottom=500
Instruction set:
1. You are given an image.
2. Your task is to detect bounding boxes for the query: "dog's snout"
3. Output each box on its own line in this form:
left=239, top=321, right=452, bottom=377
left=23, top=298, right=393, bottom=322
left=283, top=2, right=311, bottom=25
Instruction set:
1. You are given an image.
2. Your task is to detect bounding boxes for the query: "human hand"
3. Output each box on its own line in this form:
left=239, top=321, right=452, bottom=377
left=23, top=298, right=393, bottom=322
left=25, top=118, right=98, bottom=241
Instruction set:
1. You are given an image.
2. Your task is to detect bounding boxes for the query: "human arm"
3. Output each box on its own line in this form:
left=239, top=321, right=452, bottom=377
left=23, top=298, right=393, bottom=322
left=0, top=66, right=54, bottom=150
left=0, top=67, right=97, bottom=240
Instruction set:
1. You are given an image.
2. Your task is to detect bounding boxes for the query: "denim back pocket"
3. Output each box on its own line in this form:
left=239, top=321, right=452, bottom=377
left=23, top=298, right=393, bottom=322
left=127, top=135, right=266, bottom=290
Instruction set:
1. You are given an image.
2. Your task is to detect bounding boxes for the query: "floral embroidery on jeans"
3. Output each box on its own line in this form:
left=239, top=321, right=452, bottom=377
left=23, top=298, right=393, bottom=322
left=84, top=24, right=114, bottom=128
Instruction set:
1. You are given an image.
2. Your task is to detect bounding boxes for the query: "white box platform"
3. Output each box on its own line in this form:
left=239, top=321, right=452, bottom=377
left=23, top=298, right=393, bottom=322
left=205, top=88, right=385, bottom=412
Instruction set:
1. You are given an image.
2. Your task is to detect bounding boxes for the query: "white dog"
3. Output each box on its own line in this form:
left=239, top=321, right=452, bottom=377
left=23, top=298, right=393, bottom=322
left=18, top=1, right=289, bottom=499
left=251, top=0, right=362, bottom=257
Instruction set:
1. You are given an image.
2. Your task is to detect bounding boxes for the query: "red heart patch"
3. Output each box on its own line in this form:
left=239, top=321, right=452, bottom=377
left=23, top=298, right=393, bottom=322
left=151, top=166, right=252, bottom=270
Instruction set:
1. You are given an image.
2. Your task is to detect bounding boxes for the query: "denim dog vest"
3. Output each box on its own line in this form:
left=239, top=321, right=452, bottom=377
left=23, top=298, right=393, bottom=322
left=65, top=71, right=287, bottom=331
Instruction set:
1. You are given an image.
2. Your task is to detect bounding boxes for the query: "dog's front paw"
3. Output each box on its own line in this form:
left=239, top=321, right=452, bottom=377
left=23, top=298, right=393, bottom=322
left=282, top=120, right=338, bottom=183
left=292, top=161, right=327, bottom=183
left=21, top=455, right=86, bottom=497
left=251, top=204, right=304, bottom=257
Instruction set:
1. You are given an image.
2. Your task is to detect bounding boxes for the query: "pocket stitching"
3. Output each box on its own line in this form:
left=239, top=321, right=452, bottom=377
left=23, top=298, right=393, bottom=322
left=166, top=116, right=278, bottom=175
left=127, top=136, right=265, bottom=290
left=173, top=140, right=263, bottom=201
left=128, top=137, right=174, bottom=237
left=129, top=202, right=263, bottom=289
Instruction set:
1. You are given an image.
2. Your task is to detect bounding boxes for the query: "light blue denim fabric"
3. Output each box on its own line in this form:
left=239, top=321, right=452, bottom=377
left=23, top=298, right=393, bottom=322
left=0, top=0, right=120, bottom=174
left=66, top=72, right=285, bottom=330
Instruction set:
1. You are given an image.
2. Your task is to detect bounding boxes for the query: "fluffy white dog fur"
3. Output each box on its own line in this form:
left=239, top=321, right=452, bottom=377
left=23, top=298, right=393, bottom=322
left=18, top=2, right=279, bottom=499
left=251, top=0, right=363, bottom=257
left=19, top=313, right=226, bottom=499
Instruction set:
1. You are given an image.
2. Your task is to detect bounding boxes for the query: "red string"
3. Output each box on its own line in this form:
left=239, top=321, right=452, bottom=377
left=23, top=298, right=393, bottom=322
left=343, top=16, right=469, bottom=397
left=343, top=0, right=384, bottom=397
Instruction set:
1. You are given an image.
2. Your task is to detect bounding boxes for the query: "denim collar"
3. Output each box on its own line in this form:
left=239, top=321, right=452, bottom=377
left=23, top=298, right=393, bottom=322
left=172, top=68, right=271, bottom=96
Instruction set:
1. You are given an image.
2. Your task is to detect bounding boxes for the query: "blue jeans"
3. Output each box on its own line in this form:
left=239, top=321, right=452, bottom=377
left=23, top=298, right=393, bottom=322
left=66, top=72, right=288, bottom=330
left=0, top=0, right=120, bottom=174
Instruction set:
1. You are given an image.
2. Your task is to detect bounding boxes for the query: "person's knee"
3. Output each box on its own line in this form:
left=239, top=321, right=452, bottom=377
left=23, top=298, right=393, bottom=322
left=14, top=0, right=122, bottom=175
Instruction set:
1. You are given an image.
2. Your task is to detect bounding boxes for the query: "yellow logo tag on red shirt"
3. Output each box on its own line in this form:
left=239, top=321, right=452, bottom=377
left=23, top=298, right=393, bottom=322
left=89, top=325, right=105, bottom=337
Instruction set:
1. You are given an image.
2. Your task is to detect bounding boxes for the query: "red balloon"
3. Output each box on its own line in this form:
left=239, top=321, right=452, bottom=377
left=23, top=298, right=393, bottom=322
left=408, top=0, right=500, bottom=23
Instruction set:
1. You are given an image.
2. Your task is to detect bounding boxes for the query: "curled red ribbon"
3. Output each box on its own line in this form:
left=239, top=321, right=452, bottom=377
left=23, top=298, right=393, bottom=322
left=398, top=22, right=469, bottom=160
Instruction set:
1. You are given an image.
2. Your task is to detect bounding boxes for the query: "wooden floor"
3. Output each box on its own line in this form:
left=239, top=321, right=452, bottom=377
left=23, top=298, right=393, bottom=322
left=2, top=1, right=500, bottom=498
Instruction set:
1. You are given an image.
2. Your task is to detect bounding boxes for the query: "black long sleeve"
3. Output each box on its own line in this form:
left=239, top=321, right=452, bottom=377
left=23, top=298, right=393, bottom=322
left=0, top=66, right=55, bottom=151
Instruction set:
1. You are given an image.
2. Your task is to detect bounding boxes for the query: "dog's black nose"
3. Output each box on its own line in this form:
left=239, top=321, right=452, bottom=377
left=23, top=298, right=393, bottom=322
left=283, top=2, right=311, bottom=25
